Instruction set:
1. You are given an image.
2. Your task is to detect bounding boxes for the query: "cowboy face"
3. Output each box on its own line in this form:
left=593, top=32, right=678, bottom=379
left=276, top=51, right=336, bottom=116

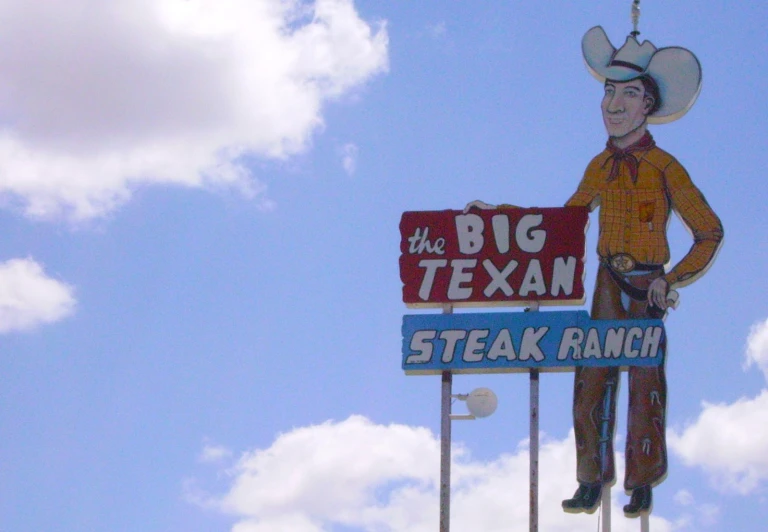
left=601, top=79, right=655, bottom=139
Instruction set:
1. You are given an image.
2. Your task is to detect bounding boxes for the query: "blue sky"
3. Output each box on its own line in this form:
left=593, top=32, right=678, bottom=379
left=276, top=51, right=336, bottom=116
left=0, top=1, right=766, bottom=531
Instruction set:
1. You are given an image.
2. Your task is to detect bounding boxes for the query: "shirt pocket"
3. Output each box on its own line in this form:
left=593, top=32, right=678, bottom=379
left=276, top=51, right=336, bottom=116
left=639, top=201, right=655, bottom=223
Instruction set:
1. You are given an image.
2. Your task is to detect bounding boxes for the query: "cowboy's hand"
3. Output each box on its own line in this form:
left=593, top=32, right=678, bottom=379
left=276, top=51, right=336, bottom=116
left=647, top=278, right=669, bottom=310
left=463, top=200, right=496, bottom=213
left=463, top=201, right=520, bottom=213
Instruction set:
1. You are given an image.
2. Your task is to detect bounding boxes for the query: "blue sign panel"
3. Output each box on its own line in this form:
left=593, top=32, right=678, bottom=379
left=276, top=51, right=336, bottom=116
left=402, top=310, right=665, bottom=374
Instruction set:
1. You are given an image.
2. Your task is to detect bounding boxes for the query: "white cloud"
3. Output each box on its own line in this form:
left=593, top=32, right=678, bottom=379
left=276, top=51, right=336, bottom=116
left=669, top=390, right=768, bottom=494
left=199, top=444, right=234, bottom=464
left=669, top=318, right=768, bottom=494
left=745, top=318, right=768, bottom=380
left=0, top=258, right=75, bottom=333
left=0, top=0, right=388, bottom=220
left=670, top=489, right=720, bottom=529
left=340, top=143, right=359, bottom=175
left=231, top=513, right=323, bottom=532
left=696, top=503, right=720, bottom=526
left=673, top=489, right=694, bottom=506
left=196, top=415, right=684, bottom=532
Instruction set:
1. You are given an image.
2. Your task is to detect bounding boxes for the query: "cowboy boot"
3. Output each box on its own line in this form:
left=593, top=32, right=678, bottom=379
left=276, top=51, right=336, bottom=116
left=623, top=485, right=652, bottom=517
left=562, top=483, right=602, bottom=514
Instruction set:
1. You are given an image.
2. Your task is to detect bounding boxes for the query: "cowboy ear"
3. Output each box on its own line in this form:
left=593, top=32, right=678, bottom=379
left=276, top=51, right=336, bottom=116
left=643, top=95, right=655, bottom=115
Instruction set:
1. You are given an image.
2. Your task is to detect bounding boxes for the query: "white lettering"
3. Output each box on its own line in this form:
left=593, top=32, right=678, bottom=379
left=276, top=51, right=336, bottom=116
left=604, top=328, right=625, bottom=359
left=455, top=214, right=484, bottom=254
left=417, top=259, right=448, bottom=300
left=482, top=259, right=518, bottom=297
left=551, top=256, right=576, bottom=296
left=583, top=328, right=602, bottom=358
left=640, top=326, right=663, bottom=358
left=447, top=259, right=476, bottom=300
left=519, top=260, right=546, bottom=297
left=515, top=214, right=546, bottom=253
left=440, top=330, right=467, bottom=362
left=519, top=326, right=548, bottom=361
left=463, top=330, right=490, bottom=362
left=487, top=329, right=517, bottom=360
left=558, top=327, right=584, bottom=360
left=406, top=330, right=436, bottom=364
left=407, top=226, right=446, bottom=255
left=491, top=214, right=510, bottom=254
left=624, top=327, right=643, bottom=358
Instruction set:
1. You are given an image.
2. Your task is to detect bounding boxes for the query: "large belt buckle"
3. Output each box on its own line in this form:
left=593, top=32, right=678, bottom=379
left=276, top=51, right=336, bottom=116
left=610, top=253, right=636, bottom=274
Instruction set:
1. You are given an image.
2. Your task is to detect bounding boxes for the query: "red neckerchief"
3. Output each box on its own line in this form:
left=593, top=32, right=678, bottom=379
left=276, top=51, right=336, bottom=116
left=606, top=132, right=656, bottom=184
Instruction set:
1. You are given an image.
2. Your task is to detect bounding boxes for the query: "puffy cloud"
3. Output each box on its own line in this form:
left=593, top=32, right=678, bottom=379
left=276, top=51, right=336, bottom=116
left=745, top=318, right=768, bottom=380
left=0, top=0, right=388, bottom=220
left=668, top=390, right=768, bottom=494
left=196, top=415, right=681, bottom=531
left=669, top=318, right=768, bottom=494
left=0, top=258, right=75, bottom=332
left=670, top=490, right=720, bottom=529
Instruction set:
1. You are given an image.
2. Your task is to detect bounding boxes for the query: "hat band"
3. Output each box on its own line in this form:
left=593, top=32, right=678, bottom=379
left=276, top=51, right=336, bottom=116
left=609, top=60, right=644, bottom=73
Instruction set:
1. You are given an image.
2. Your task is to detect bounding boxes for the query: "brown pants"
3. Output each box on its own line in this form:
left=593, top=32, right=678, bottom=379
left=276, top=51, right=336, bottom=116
left=573, top=264, right=667, bottom=491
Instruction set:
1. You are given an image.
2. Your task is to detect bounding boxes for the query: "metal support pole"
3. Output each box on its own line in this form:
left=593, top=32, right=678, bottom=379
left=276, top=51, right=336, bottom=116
left=529, top=368, right=539, bottom=532
left=600, top=378, right=616, bottom=532
left=439, top=370, right=452, bottom=532
left=641, top=513, right=650, bottom=532
left=602, top=486, right=611, bottom=532
left=527, top=301, right=540, bottom=532
left=439, top=304, right=453, bottom=532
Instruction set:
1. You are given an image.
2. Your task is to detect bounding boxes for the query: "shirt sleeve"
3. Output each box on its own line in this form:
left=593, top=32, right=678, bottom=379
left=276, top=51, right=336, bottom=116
left=662, top=160, right=724, bottom=287
left=565, top=159, right=601, bottom=211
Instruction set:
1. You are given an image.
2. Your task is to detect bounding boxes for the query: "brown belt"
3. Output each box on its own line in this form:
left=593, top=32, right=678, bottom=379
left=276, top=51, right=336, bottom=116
left=603, top=253, right=663, bottom=274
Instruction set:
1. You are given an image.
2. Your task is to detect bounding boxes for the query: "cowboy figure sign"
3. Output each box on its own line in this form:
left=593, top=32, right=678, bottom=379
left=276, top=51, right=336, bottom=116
left=465, top=25, right=723, bottom=518
left=559, top=26, right=724, bottom=517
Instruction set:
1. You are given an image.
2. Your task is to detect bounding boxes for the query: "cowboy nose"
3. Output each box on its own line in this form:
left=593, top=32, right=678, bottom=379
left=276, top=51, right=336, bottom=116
left=607, top=93, right=624, bottom=112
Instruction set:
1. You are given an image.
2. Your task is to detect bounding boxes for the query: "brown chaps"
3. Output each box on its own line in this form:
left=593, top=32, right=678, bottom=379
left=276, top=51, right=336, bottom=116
left=573, top=264, right=667, bottom=491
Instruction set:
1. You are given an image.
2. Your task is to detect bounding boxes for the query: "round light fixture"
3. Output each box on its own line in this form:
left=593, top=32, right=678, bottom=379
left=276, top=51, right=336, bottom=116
left=465, top=387, right=498, bottom=418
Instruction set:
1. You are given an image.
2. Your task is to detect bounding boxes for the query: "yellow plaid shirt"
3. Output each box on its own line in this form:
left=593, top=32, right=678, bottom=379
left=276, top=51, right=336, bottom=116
left=566, top=144, right=723, bottom=288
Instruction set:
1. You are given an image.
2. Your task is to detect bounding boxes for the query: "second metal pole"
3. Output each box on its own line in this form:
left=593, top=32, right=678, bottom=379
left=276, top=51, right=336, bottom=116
left=602, top=485, right=611, bottom=531
left=529, top=368, right=539, bottom=532
left=440, top=371, right=452, bottom=532
left=528, top=300, right=540, bottom=532
left=439, top=304, right=453, bottom=532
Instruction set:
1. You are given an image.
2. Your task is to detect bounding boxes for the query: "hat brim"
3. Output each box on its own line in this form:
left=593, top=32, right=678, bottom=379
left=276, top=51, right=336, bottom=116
left=582, top=26, right=702, bottom=123
left=583, top=26, right=644, bottom=82
left=645, top=47, right=702, bottom=124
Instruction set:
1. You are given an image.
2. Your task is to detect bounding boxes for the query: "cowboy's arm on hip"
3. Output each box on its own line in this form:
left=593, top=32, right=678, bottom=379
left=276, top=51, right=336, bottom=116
left=658, top=161, right=724, bottom=294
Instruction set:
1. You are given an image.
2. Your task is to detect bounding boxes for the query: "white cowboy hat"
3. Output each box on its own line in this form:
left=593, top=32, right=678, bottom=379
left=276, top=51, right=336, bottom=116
left=582, top=26, right=702, bottom=124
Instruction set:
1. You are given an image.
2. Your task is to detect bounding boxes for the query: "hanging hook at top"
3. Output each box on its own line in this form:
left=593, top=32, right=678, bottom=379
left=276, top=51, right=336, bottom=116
left=631, top=0, right=641, bottom=37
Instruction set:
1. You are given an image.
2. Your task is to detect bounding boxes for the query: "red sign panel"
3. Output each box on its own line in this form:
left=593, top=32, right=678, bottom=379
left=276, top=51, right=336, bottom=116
left=399, top=207, right=589, bottom=308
